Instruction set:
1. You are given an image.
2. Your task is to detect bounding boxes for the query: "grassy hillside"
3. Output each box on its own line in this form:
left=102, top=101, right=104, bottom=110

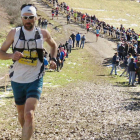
left=58, top=0, right=140, bottom=33
left=0, top=0, right=128, bottom=88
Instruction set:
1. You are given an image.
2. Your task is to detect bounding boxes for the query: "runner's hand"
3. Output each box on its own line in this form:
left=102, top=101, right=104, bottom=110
left=12, top=51, right=23, bottom=61
left=49, top=61, right=56, bottom=70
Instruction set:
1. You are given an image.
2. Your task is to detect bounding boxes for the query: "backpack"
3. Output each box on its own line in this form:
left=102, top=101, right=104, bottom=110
left=82, top=37, right=85, bottom=41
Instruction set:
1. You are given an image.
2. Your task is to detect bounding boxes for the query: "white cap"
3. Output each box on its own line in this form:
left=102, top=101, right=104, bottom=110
left=21, top=6, right=37, bottom=16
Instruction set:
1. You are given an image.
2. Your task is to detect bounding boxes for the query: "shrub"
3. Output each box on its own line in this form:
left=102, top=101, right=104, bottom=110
left=0, top=0, right=31, bottom=26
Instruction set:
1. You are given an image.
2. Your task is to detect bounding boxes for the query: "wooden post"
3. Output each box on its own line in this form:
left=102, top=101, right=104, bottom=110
left=4, top=74, right=8, bottom=92
left=4, top=75, right=6, bottom=92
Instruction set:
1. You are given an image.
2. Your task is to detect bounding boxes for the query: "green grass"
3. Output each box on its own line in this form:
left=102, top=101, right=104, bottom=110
left=0, top=47, right=13, bottom=70
left=43, top=48, right=98, bottom=87
left=106, top=66, right=139, bottom=87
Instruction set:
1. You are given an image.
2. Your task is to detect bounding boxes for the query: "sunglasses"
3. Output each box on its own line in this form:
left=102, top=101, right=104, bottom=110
left=22, top=16, right=35, bottom=20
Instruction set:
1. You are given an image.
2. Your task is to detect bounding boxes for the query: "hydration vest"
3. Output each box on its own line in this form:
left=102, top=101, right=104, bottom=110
left=12, top=26, right=44, bottom=66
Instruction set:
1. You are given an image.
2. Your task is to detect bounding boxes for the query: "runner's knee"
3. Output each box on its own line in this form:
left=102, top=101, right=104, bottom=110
left=24, top=110, right=34, bottom=122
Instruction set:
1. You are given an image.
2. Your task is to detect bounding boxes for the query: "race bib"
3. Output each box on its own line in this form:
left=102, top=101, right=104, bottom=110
left=18, top=50, right=38, bottom=66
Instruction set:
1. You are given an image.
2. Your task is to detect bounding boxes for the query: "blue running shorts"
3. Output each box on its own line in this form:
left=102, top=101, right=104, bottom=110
left=11, top=77, right=43, bottom=105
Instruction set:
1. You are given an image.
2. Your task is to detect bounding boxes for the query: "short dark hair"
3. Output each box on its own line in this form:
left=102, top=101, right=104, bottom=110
left=21, top=4, right=37, bottom=11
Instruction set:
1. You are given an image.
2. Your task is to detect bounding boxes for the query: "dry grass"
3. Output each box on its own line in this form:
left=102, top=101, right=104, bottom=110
left=0, top=0, right=31, bottom=26
left=58, top=0, right=140, bottom=33
left=0, top=7, right=9, bottom=34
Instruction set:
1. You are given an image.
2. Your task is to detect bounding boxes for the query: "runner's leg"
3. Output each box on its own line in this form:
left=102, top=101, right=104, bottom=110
left=16, top=105, right=25, bottom=127
left=22, top=98, right=38, bottom=140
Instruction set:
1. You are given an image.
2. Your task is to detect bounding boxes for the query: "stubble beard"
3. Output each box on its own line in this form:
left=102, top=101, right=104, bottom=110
left=24, top=22, right=34, bottom=31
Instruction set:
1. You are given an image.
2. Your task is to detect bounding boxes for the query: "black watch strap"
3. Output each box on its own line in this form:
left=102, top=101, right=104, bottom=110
left=51, top=58, right=57, bottom=63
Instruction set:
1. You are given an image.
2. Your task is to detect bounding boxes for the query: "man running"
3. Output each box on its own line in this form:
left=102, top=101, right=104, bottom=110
left=96, top=26, right=100, bottom=42
left=55, top=7, right=59, bottom=20
left=86, top=22, right=90, bottom=33
left=51, top=8, right=55, bottom=20
left=0, top=4, right=57, bottom=140
left=67, top=13, right=70, bottom=24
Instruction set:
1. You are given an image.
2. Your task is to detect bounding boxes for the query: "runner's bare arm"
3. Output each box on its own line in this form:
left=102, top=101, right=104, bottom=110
left=41, top=29, right=57, bottom=58
left=0, top=29, right=15, bottom=60
left=0, top=29, right=23, bottom=60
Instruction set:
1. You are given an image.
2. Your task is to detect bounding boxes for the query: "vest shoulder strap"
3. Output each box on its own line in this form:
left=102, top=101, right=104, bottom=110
left=12, top=27, right=25, bottom=51
left=19, top=26, right=25, bottom=40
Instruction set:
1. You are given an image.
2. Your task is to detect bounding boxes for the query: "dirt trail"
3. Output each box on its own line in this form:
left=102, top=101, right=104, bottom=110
left=1, top=0, right=140, bottom=139
left=32, top=1, right=140, bottom=139
left=33, top=0, right=117, bottom=62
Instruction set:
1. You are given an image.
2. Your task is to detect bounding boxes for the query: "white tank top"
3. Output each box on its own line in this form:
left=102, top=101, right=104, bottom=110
left=10, top=26, right=44, bottom=83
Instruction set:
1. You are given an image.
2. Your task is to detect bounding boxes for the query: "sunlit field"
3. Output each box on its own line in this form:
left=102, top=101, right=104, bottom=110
left=58, top=0, right=140, bottom=33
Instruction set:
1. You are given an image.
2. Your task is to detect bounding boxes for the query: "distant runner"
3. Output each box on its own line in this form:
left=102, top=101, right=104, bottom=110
left=96, top=26, right=100, bottom=42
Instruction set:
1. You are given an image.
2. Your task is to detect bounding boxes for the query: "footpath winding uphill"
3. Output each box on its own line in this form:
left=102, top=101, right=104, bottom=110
left=1, top=0, right=140, bottom=139
left=31, top=1, right=140, bottom=139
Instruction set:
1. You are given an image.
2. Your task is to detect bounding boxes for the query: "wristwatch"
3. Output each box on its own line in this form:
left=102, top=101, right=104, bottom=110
left=51, top=58, right=57, bottom=63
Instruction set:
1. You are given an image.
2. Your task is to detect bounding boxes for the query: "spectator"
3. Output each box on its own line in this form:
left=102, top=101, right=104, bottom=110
left=38, top=17, right=41, bottom=27
left=41, top=18, right=44, bottom=28
left=53, top=0, right=55, bottom=7
left=128, top=45, right=135, bottom=56
left=110, top=53, right=119, bottom=75
left=80, top=35, right=86, bottom=49
left=136, top=55, right=140, bottom=84
left=56, top=49, right=61, bottom=72
left=124, top=42, right=129, bottom=56
left=120, top=55, right=129, bottom=77
left=76, top=32, right=81, bottom=47
left=65, top=41, right=69, bottom=57
left=67, top=13, right=70, bottom=24
left=71, top=8, right=74, bottom=16
left=128, top=58, right=136, bottom=86
left=44, top=19, right=48, bottom=29
left=68, top=37, right=73, bottom=53
left=55, top=7, right=59, bottom=19
left=58, top=43, right=63, bottom=49
left=60, top=47, right=65, bottom=70
left=118, top=44, right=124, bottom=60
left=44, top=56, right=49, bottom=70
left=70, top=32, right=76, bottom=48
left=74, top=11, right=77, bottom=22
left=67, top=5, right=69, bottom=14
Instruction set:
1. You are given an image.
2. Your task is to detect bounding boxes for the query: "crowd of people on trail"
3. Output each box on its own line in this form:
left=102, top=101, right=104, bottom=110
left=46, top=0, right=139, bottom=41
left=45, top=0, right=140, bottom=46
left=110, top=27, right=140, bottom=86
left=38, top=17, right=48, bottom=29
left=44, top=0, right=140, bottom=86
left=43, top=32, right=86, bottom=72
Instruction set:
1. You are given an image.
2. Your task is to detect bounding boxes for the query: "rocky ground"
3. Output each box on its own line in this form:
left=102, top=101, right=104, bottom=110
left=1, top=82, right=140, bottom=139
left=1, top=0, right=140, bottom=139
